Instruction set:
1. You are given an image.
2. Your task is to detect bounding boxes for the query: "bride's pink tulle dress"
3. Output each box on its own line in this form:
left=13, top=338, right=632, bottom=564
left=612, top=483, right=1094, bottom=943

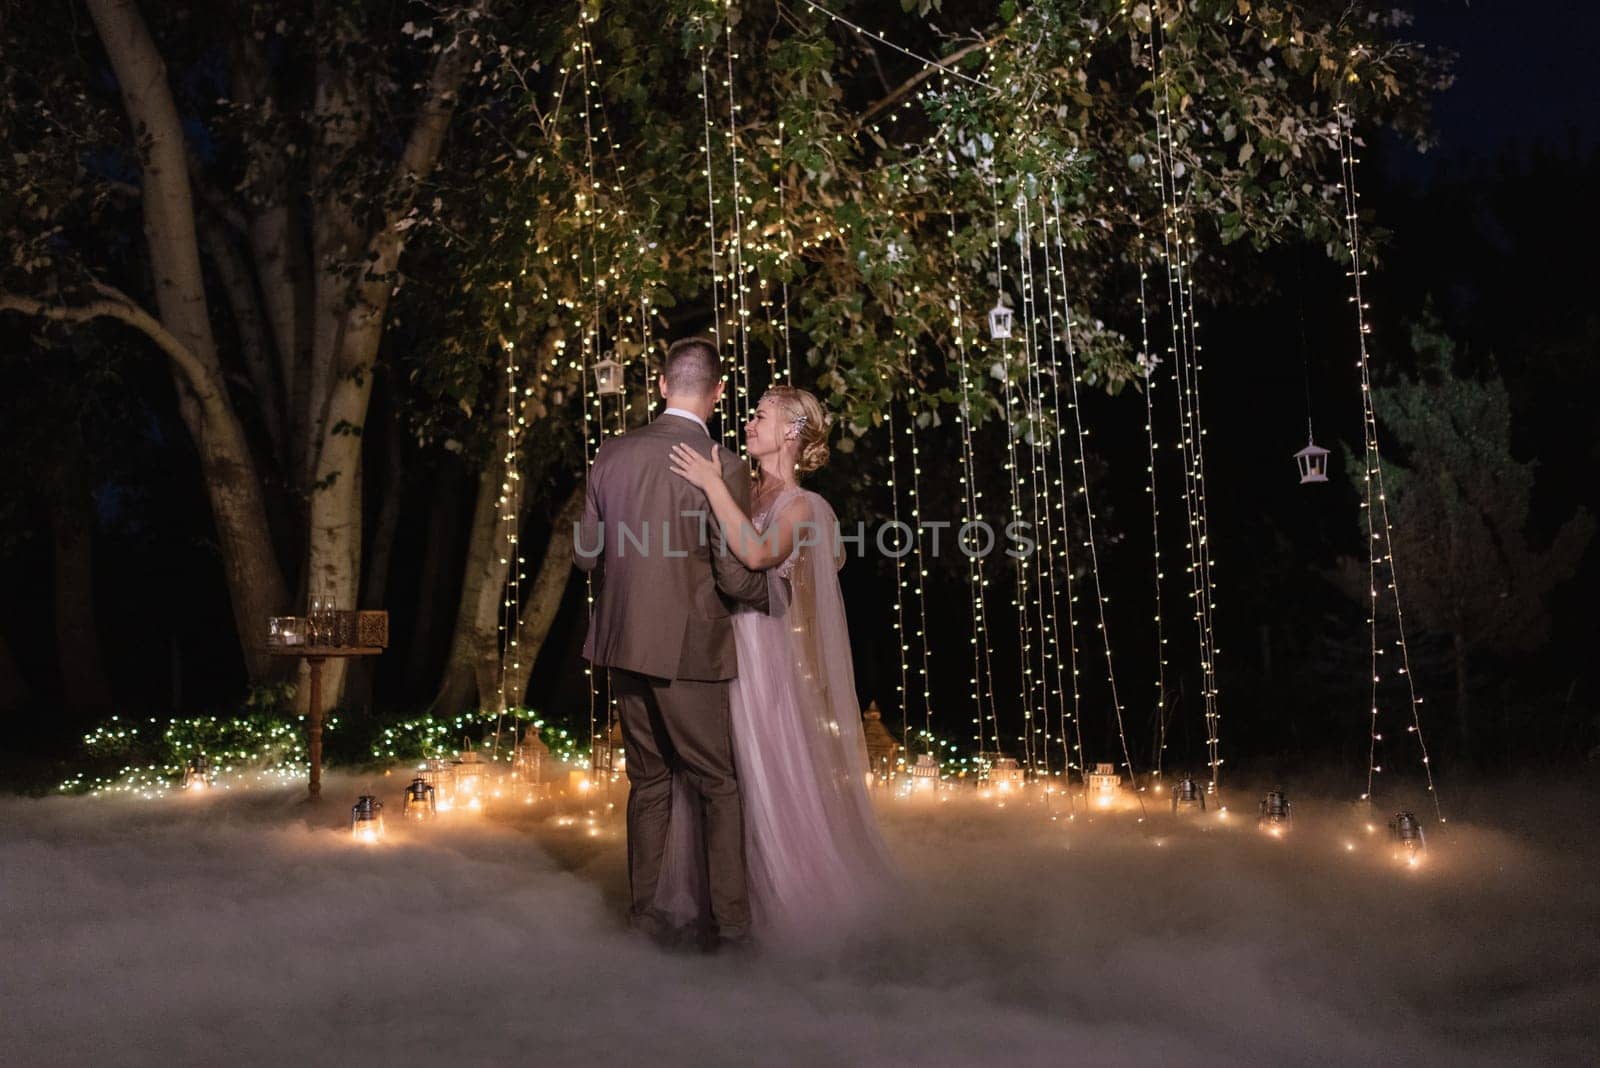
left=654, top=487, right=898, bottom=947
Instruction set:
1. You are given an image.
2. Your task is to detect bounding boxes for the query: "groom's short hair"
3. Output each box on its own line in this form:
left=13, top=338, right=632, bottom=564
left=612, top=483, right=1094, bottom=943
left=663, top=336, right=721, bottom=397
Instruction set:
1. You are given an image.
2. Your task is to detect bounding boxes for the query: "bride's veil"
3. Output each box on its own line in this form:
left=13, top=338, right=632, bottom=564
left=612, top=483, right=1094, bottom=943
left=775, top=489, right=896, bottom=875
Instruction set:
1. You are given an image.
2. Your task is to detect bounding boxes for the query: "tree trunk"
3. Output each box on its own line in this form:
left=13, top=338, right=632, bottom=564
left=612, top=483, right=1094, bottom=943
left=428, top=434, right=508, bottom=716
left=430, top=329, right=561, bottom=715
left=500, top=488, right=584, bottom=708
left=301, top=28, right=475, bottom=712
left=230, top=29, right=309, bottom=469
left=49, top=500, right=114, bottom=713
left=362, top=401, right=406, bottom=611
left=343, top=402, right=405, bottom=713
left=403, top=468, right=464, bottom=697
left=197, top=212, right=286, bottom=468
left=86, top=0, right=288, bottom=680
left=432, top=450, right=508, bottom=716
left=0, top=629, right=28, bottom=710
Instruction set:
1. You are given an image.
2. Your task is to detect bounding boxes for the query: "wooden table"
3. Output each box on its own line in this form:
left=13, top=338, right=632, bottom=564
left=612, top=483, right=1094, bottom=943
left=269, top=645, right=383, bottom=800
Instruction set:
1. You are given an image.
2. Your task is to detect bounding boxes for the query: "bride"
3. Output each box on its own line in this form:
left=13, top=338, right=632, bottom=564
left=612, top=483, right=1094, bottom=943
left=656, top=384, right=897, bottom=947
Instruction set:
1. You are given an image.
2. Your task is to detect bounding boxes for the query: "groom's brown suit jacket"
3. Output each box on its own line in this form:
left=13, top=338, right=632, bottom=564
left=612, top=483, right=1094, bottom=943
left=574, top=412, right=768, bottom=680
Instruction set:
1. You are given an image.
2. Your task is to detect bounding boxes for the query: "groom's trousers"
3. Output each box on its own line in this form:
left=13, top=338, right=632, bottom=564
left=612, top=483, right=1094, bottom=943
left=610, top=667, right=751, bottom=938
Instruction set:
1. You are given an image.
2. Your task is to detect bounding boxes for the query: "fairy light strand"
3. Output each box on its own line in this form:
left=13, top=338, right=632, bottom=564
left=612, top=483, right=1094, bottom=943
left=1133, top=210, right=1171, bottom=779
left=723, top=19, right=753, bottom=432
left=697, top=42, right=731, bottom=444
left=950, top=212, right=1002, bottom=765
left=1147, top=8, right=1223, bottom=788
left=1048, top=178, right=1142, bottom=810
left=1337, top=101, right=1442, bottom=821
left=1035, top=191, right=1085, bottom=784
left=990, top=173, right=1031, bottom=771
left=886, top=400, right=911, bottom=766
left=906, top=378, right=936, bottom=766
left=1014, top=192, right=1053, bottom=776
left=798, top=0, right=997, bottom=91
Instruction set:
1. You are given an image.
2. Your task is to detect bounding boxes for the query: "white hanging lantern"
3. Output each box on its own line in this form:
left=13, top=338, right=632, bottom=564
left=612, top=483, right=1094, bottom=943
left=987, top=301, right=1014, bottom=340
left=592, top=354, right=623, bottom=396
left=1294, top=435, right=1330, bottom=484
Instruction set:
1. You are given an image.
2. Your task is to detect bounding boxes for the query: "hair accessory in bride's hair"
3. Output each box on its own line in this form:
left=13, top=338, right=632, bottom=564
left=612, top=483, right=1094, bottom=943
left=791, top=414, right=809, bottom=434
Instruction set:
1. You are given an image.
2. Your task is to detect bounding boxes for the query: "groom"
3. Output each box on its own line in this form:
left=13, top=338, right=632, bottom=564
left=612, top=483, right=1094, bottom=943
left=573, top=336, right=768, bottom=949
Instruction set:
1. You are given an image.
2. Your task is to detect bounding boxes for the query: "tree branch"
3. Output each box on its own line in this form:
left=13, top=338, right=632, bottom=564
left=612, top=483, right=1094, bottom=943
left=0, top=286, right=224, bottom=405
left=197, top=213, right=288, bottom=464
left=856, top=34, right=1002, bottom=128
left=387, top=19, right=483, bottom=223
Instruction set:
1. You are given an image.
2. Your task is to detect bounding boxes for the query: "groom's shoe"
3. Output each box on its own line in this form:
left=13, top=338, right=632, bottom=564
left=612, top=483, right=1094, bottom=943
left=626, top=908, right=678, bottom=949
left=705, top=927, right=756, bottom=958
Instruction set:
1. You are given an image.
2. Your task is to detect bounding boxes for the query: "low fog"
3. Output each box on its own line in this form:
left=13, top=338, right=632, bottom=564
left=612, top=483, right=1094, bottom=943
left=3, top=773, right=1596, bottom=1066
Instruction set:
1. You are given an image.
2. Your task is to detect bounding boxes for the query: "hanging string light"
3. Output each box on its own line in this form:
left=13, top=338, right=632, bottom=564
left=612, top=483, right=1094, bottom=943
left=1133, top=209, right=1172, bottom=782
left=1146, top=7, right=1223, bottom=791
left=949, top=211, right=1003, bottom=768
left=1336, top=101, right=1442, bottom=823
left=905, top=372, right=936, bottom=775
left=797, top=0, right=997, bottom=92
left=1035, top=191, right=1086, bottom=787
left=573, top=8, right=634, bottom=770
left=579, top=5, right=653, bottom=427
left=1014, top=192, right=1056, bottom=778
left=885, top=400, right=912, bottom=775
left=697, top=38, right=732, bottom=445
left=776, top=119, right=794, bottom=383
left=989, top=173, right=1034, bottom=772
left=494, top=335, right=523, bottom=728
left=1046, top=179, right=1142, bottom=812
left=722, top=17, right=754, bottom=431
left=1178, top=218, right=1223, bottom=786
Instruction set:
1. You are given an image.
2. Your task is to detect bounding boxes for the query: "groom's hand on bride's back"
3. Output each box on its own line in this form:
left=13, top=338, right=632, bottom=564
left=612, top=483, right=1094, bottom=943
left=711, top=446, right=769, bottom=612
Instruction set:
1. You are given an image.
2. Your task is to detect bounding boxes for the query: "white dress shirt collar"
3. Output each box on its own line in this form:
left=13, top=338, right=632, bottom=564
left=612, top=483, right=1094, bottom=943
left=662, top=407, right=710, bottom=436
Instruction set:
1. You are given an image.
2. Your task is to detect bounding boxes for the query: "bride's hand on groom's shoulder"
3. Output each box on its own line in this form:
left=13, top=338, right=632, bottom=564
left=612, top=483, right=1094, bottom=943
left=669, top=442, right=721, bottom=489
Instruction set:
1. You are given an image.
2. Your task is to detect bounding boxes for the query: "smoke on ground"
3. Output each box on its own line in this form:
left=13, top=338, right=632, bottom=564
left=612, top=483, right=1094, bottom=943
left=2, top=771, right=1596, bottom=1066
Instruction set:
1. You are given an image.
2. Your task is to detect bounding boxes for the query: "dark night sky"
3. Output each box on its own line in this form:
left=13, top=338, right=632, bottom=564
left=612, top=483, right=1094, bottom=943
left=1389, top=1, right=1600, bottom=177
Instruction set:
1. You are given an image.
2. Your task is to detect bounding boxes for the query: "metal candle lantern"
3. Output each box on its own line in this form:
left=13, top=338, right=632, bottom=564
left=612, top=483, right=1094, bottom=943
left=1088, top=762, right=1122, bottom=808
left=1390, top=811, right=1426, bottom=861
left=1171, top=774, right=1207, bottom=813
left=350, top=795, right=385, bottom=843
left=401, top=777, right=436, bottom=822
left=1258, top=789, right=1293, bottom=833
left=182, top=753, right=212, bottom=791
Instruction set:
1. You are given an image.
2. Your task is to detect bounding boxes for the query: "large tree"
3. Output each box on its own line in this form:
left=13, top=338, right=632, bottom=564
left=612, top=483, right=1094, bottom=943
left=1338, top=316, right=1594, bottom=750
left=1, top=0, right=1447, bottom=713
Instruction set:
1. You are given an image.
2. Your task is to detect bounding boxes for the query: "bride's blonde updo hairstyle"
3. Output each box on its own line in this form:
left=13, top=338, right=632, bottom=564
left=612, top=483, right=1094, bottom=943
left=762, top=385, right=830, bottom=477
